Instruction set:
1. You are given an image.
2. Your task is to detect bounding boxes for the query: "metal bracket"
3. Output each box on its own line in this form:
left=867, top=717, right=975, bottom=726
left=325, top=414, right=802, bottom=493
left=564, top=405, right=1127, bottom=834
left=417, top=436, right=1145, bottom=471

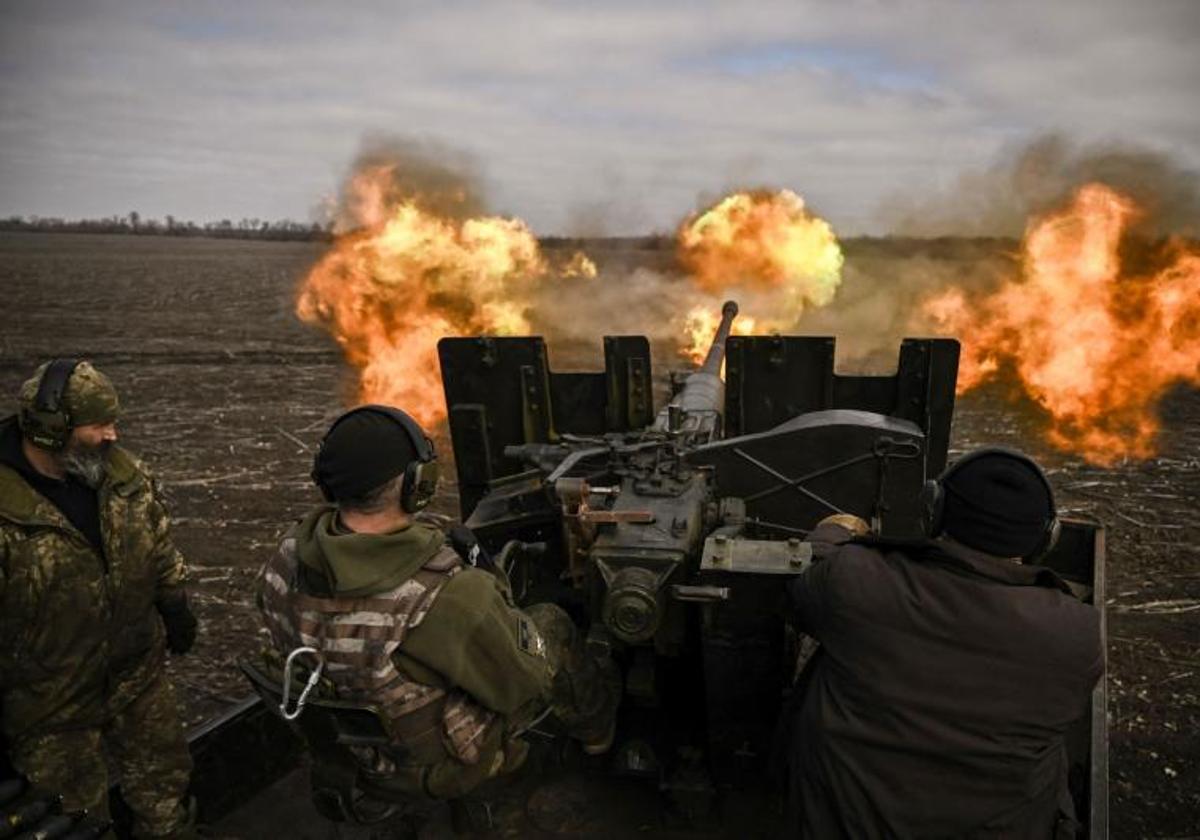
left=520, top=364, right=553, bottom=443
left=700, top=535, right=813, bottom=575
left=671, top=584, right=731, bottom=603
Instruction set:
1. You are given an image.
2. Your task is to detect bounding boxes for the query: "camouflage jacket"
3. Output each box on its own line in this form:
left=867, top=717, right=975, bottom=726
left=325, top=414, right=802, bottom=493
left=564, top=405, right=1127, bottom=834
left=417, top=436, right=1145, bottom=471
left=0, top=417, right=188, bottom=738
left=259, top=509, right=552, bottom=797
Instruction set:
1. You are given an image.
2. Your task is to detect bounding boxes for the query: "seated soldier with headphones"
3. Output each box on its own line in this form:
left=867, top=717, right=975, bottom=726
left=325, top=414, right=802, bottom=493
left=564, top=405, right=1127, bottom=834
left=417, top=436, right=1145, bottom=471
left=254, top=405, right=619, bottom=828
left=785, top=447, right=1103, bottom=839
left=0, top=360, right=197, bottom=838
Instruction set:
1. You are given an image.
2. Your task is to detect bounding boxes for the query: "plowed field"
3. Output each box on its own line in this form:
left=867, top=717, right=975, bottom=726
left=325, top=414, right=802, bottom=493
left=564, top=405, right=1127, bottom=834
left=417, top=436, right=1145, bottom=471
left=2, top=232, right=1196, bottom=837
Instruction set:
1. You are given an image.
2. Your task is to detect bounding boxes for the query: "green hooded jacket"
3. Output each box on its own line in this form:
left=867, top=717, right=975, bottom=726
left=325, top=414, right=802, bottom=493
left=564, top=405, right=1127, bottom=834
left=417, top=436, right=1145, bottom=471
left=288, top=507, right=552, bottom=716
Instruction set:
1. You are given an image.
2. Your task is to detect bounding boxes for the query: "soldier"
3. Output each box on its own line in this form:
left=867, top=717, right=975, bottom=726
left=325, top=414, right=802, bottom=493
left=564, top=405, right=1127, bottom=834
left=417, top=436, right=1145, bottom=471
left=786, top=448, right=1103, bottom=838
left=257, top=405, right=619, bottom=819
left=0, top=360, right=197, bottom=837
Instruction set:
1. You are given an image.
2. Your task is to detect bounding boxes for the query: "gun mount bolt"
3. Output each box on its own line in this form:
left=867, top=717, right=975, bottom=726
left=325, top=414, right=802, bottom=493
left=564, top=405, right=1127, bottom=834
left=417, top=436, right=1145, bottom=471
left=712, top=534, right=731, bottom=564
left=787, top=538, right=800, bottom=548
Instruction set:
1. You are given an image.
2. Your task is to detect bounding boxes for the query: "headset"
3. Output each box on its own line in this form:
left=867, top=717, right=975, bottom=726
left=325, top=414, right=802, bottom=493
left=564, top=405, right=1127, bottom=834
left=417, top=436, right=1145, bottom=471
left=19, top=358, right=81, bottom=452
left=311, top=405, right=440, bottom=513
left=919, top=446, right=1060, bottom=561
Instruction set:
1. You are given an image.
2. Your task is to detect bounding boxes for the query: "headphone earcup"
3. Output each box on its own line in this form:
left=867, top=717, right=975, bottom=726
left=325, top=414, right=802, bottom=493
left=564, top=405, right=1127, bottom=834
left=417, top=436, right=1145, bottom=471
left=20, top=405, right=70, bottom=451
left=314, top=404, right=438, bottom=510
left=1026, top=516, right=1062, bottom=563
left=401, top=460, right=439, bottom=513
left=930, top=447, right=1059, bottom=561
left=23, top=358, right=81, bottom=452
left=919, top=480, right=944, bottom=538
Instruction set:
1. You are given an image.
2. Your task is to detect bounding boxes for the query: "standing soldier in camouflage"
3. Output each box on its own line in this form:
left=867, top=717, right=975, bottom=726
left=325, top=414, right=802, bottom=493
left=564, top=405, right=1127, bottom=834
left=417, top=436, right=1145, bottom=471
left=257, top=405, right=619, bottom=823
left=0, top=360, right=197, bottom=837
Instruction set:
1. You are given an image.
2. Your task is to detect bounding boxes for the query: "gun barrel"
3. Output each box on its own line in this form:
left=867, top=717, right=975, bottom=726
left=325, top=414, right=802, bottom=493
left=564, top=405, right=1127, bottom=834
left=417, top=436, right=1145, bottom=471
left=699, top=300, right=739, bottom=375
left=652, top=301, right=739, bottom=439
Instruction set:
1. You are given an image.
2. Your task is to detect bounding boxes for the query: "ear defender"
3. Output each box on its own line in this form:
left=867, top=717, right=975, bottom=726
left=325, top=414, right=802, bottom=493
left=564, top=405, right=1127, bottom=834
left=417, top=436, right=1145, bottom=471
left=376, top=407, right=437, bottom=513
left=311, top=405, right=439, bottom=512
left=400, top=451, right=439, bottom=514
left=922, top=447, right=1060, bottom=562
left=20, top=359, right=81, bottom=452
left=1027, top=509, right=1062, bottom=563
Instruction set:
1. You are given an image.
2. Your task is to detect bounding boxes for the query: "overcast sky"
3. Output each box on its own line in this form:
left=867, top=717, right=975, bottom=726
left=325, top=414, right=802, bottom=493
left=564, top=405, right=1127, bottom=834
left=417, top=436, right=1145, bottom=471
left=1, top=1, right=1197, bottom=235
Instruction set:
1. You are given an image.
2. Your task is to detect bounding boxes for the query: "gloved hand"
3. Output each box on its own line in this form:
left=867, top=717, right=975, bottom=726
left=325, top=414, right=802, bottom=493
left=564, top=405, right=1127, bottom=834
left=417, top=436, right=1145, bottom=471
left=156, top=592, right=198, bottom=655
left=814, top=513, right=871, bottom=539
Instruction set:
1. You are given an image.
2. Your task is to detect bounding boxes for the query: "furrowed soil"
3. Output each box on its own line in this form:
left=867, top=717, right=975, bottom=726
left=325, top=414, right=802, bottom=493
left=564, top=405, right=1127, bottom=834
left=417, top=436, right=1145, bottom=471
left=1, top=232, right=1196, bottom=837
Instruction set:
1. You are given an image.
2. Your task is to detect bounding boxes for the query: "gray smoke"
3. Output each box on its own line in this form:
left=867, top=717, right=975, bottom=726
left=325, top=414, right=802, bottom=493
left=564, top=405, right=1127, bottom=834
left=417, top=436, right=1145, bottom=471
left=879, top=134, right=1200, bottom=238
left=333, top=135, right=488, bottom=229
left=794, top=238, right=1017, bottom=373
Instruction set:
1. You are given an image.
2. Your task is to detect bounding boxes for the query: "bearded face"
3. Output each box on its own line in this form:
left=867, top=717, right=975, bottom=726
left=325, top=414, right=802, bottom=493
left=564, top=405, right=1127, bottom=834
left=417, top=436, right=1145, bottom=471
left=60, top=423, right=117, bottom=488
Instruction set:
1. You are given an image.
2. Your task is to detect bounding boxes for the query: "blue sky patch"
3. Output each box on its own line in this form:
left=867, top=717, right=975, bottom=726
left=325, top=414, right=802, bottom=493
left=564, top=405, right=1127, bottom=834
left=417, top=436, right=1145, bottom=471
left=708, top=42, right=939, bottom=93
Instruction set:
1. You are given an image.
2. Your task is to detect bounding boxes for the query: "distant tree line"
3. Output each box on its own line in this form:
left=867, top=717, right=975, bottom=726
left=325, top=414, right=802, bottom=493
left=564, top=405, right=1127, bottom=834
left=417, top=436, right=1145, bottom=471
left=0, top=212, right=334, bottom=242
left=0, top=215, right=1038, bottom=254
left=540, top=235, right=673, bottom=251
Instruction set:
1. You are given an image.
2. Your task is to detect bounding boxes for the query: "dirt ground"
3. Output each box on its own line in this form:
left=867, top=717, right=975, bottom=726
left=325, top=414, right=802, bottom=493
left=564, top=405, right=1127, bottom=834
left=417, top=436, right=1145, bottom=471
left=1, top=231, right=1196, bottom=837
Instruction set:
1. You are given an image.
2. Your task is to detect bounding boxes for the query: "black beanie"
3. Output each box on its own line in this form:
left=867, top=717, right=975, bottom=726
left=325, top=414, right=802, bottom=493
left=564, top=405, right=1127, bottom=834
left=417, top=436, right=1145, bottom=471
left=940, top=450, right=1055, bottom=558
left=312, top=408, right=420, bottom=502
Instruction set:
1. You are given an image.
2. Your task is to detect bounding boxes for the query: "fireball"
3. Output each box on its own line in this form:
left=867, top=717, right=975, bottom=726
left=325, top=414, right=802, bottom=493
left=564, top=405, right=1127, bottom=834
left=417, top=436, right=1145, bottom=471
left=924, top=183, right=1200, bottom=463
left=297, top=165, right=592, bottom=427
left=676, top=189, right=843, bottom=361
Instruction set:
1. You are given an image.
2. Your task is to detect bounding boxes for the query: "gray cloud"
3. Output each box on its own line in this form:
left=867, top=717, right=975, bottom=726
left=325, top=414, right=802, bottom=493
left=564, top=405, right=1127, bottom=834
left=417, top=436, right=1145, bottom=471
left=1, top=0, right=1198, bottom=234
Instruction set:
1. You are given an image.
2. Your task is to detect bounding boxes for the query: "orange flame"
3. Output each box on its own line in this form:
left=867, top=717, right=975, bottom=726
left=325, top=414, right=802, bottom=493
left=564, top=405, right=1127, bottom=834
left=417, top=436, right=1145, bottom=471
left=559, top=250, right=598, bottom=279
left=676, top=189, right=843, bottom=361
left=680, top=307, right=757, bottom=366
left=297, top=167, right=591, bottom=427
left=924, top=183, right=1200, bottom=463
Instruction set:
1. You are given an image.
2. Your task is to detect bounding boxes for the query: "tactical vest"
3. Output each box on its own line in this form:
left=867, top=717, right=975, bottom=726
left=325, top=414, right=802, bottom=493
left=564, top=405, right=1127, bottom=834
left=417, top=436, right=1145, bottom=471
left=259, top=535, right=498, bottom=771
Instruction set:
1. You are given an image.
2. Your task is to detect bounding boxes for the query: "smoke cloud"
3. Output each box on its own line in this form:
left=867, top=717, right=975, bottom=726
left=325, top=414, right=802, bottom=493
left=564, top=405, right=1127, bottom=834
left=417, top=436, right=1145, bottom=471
left=334, top=135, right=488, bottom=230
left=879, top=134, right=1200, bottom=238
left=528, top=253, right=685, bottom=370
left=793, top=239, right=1018, bottom=372
left=312, top=132, right=1198, bottom=395
left=800, top=135, right=1200, bottom=373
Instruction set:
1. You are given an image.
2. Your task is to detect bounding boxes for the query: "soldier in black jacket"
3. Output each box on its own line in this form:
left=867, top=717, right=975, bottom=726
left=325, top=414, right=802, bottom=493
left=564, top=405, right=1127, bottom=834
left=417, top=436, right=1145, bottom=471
left=787, top=448, right=1103, bottom=839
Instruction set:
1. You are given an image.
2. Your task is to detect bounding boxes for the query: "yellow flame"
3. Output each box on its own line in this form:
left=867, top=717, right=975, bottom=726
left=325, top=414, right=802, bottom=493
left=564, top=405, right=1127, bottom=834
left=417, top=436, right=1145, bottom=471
left=676, top=189, right=842, bottom=362
left=297, top=170, right=594, bottom=427
left=923, top=182, right=1200, bottom=463
left=681, top=306, right=757, bottom=366
left=560, top=251, right=598, bottom=279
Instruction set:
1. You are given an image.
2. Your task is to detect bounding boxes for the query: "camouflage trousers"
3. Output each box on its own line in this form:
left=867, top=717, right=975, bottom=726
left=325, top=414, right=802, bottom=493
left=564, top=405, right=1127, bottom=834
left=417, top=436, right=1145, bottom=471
left=8, top=673, right=194, bottom=838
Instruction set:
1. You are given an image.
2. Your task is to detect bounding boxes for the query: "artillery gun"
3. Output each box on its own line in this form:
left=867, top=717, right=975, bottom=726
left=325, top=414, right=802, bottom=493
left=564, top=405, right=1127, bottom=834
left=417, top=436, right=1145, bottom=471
left=436, top=300, right=958, bottom=813
left=6, top=301, right=1104, bottom=836
left=433, top=299, right=1106, bottom=832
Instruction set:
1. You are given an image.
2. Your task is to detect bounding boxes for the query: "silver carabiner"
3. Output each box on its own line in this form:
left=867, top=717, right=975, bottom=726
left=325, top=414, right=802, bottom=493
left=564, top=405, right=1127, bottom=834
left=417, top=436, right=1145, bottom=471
left=280, top=645, right=324, bottom=721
